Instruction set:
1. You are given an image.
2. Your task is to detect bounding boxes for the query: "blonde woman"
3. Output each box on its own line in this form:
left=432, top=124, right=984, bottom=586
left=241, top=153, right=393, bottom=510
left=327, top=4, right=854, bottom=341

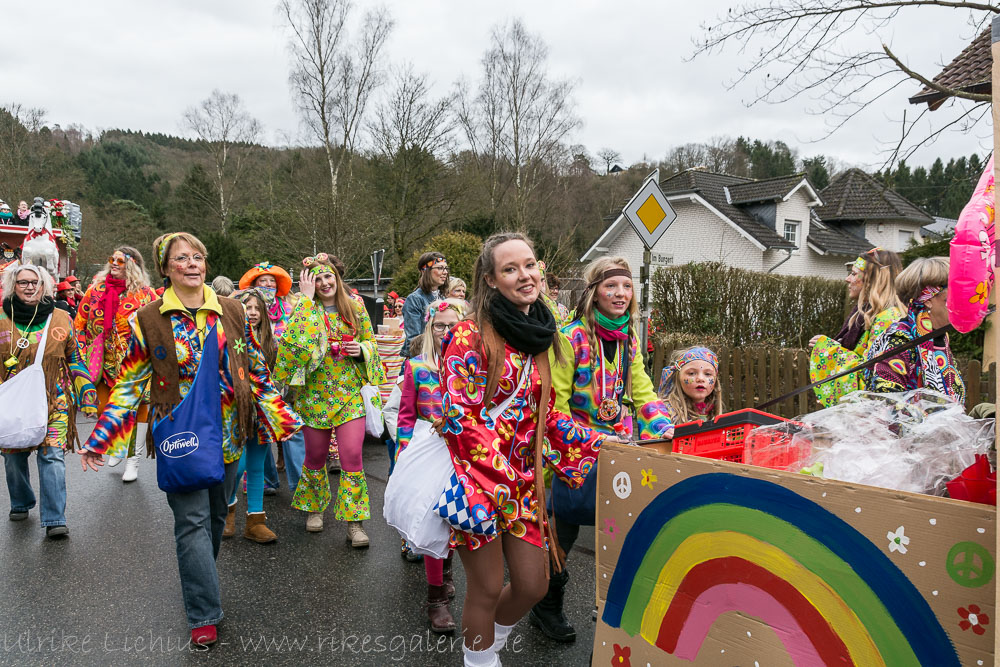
left=808, top=248, right=905, bottom=406
left=73, top=246, right=158, bottom=481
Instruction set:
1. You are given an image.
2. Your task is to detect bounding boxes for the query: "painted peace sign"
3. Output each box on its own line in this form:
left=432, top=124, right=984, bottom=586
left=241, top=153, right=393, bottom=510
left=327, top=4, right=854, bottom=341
left=612, top=471, right=632, bottom=500
left=946, top=541, right=995, bottom=588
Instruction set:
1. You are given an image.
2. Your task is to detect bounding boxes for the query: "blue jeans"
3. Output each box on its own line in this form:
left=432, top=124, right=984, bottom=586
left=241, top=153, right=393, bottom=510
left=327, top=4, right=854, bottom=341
left=263, top=443, right=279, bottom=489
left=165, top=461, right=239, bottom=629
left=281, top=430, right=305, bottom=493
left=3, top=446, right=67, bottom=527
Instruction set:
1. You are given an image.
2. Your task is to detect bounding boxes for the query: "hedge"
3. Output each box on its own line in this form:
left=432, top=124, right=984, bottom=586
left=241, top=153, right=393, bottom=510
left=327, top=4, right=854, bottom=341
left=651, top=262, right=847, bottom=349
left=390, top=231, right=482, bottom=298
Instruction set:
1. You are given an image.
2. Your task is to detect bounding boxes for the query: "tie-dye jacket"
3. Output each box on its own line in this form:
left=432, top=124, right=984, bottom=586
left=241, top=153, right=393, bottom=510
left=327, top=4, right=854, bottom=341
left=83, top=286, right=301, bottom=462
left=551, top=319, right=673, bottom=440
left=439, top=320, right=605, bottom=550
left=395, top=353, right=442, bottom=453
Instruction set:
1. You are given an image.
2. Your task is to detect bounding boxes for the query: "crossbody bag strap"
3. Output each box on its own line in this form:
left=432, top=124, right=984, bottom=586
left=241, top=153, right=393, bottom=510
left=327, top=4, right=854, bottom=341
left=31, top=315, right=53, bottom=367
left=487, top=356, right=532, bottom=420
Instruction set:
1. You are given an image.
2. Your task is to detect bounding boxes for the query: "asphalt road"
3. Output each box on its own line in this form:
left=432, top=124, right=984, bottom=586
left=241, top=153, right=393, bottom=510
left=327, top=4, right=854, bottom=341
left=0, top=418, right=596, bottom=666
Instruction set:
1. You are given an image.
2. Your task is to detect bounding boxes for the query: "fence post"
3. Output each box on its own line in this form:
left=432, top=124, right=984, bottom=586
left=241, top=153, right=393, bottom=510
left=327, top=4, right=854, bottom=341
left=966, top=359, right=983, bottom=412
left=795, top=350, right=810, bottom=416
left=756, top=348, right=767, bottom=406
left=782, top=350, right=795, bottom=418
left=731, top=348, right=743, bottom=410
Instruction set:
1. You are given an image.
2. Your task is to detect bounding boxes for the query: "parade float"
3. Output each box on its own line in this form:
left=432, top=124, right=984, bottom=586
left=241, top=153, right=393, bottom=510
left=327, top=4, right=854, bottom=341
left=0, top=196, right=81, bottom=278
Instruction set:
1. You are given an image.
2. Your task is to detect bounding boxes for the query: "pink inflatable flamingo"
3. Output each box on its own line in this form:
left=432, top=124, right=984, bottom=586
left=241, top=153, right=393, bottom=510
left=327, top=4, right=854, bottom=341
left=948, top=156, right=995, bottom=333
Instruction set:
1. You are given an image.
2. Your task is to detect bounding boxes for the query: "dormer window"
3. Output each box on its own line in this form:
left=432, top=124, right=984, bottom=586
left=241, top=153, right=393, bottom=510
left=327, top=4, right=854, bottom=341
left=783, top=221, right=800, bottom=247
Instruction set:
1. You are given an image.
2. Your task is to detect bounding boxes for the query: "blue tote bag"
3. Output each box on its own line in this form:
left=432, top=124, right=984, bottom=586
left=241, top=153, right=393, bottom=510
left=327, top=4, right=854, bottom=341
left=152, top=325, right=226, bottom=494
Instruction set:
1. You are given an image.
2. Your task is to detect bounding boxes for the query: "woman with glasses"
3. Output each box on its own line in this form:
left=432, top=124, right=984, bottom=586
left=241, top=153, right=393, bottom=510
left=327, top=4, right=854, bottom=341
left=79, top=232, right=301, bottom=646
left=402, top=252, right=449, bottom=356
left=273, top=253, right=385, bottom=545
left=1, top=264, right=96, bottom=538
left=73, top=246, right=158, bottom=482
left=394, top=298, right=465, bottom=634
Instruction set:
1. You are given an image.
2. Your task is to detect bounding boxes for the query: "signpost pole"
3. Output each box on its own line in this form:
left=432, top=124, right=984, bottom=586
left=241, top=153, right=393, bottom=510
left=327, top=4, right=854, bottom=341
left=641, top=246, right=651, bottom=355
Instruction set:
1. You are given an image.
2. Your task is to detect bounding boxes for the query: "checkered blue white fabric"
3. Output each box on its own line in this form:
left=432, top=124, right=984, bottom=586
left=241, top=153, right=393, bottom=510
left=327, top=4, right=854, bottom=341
left=434, top=472, right=497, bottom=536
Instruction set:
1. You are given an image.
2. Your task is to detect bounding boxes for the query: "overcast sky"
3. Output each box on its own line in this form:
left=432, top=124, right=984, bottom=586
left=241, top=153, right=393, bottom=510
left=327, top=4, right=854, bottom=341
left=2, top=1, right=992, bottom=172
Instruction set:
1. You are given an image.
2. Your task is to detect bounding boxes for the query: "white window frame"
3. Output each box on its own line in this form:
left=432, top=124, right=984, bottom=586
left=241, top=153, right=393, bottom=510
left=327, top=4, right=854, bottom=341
left=899, top=229, right=915, bottom=250
left=783, top=220, right=800, bottom=247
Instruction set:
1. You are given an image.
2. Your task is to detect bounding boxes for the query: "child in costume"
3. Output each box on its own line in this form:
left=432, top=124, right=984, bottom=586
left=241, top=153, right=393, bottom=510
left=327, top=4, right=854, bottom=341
left=538, top=257, right=673, bottom=642
left=395, top=298, right=465, bottom=634
left=658, top=346, right=725, bottom=424
left=809, top=248, right=905, bottom=407
left=273, top=253, right=385, bottom=546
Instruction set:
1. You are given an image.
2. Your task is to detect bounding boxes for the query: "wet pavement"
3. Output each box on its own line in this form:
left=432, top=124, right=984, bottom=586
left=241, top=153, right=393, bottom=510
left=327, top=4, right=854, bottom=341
left=0, top=418, right=596, bottom=666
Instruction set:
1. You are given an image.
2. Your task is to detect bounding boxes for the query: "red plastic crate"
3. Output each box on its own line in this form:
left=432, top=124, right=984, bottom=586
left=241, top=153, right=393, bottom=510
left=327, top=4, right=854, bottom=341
left=671, top=408, right=786, bottom=464
left=743, top=422, right=810, bottom=470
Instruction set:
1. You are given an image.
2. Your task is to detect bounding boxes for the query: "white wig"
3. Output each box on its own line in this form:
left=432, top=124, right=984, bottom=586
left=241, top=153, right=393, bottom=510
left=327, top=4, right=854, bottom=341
left=2, top=264, right=55, bottom=300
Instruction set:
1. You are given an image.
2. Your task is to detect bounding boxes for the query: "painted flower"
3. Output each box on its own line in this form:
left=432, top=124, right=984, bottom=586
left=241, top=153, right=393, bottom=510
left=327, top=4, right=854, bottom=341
left=566, top=446, right=582, bottom=462
left=971, top=281, right=989, bottom=306
left=641, top=468, right=657, bottom=489
left=470, top=444, right=490, bottom=462
left=886, top=526, right=909, bottom=554
left=604, top=517, right=618, bottom=541
left=556, top=418, right=589, bottom=445
left=440, top=394, right=465, bottom=435
left=447, top=351, right=487, bottom=404
left=611, top=643, right=631, bottom=667
left=450, top=326, right=473, bottom=348
left=958, top=604, right=990, bottom=635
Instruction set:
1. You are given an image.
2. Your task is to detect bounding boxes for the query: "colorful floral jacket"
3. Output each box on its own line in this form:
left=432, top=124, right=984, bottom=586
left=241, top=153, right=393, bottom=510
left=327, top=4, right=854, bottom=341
left=552, top=319, right=673, bottom=439
left=439, top=320, right=605, bottom=547
left=83, top=286, right=301, bottom=462
left=74, top=280, right=158, bottom=386
left=396, top=353, right=442, bottom=452
left=273, top=296, right=385, bottom=429
left=809, top=307, right=902, bottom=407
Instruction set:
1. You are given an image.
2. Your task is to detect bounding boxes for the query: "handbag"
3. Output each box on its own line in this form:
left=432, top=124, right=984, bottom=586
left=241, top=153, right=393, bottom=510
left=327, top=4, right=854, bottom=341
left=433, top=357, right=532, bottom=536
left=383, top=420, right=455, bottom=558
left=151, top=325, right=226, bottom=494
left=81, top=330, right=105, bottom=385
left=0, top=315, right=53, bottom=449
left=361, top=384, right=384, bottom=438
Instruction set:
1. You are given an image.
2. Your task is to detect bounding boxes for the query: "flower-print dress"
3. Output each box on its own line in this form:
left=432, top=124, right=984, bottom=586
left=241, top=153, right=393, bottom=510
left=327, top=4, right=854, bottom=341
left=809, top=307, right=902, bottom=407
left=439, top=320, right=604, bottom=551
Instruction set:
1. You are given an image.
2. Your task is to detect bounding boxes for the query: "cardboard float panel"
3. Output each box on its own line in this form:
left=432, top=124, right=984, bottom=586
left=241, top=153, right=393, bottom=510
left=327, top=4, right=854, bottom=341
left=593, top=443, right=996, bottom=666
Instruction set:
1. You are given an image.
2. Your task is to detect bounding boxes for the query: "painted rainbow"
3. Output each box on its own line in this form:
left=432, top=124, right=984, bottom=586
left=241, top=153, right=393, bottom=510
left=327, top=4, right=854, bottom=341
left=601, top=473, right=959, bottom=666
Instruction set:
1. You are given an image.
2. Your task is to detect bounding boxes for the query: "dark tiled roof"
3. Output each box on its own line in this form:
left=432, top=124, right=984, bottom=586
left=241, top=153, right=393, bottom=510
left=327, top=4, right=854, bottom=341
left=807, top=217, right=873, bottom=257
left=726, top=173, right=813, bottom=204
left=909, top=28, right=991, bottom=109
left=816, top=168, right=933, bottom=225
left=657, top=169, right=795, bottom=249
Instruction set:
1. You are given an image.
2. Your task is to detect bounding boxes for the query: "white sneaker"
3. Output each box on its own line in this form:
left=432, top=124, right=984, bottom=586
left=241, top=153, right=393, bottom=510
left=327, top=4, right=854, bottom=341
left=306, top=512, right=324, bottom=532
left=106, top=456, right=122, bottom=468
left=122, top=456, right=139, bottom=483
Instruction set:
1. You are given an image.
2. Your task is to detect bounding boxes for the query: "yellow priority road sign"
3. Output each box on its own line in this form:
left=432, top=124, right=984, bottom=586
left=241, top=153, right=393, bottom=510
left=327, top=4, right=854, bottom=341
left=623, top=176, right=676, bottom=249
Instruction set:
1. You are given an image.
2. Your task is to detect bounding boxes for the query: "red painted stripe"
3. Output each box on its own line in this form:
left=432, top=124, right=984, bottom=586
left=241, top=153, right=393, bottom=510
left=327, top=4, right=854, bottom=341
left=657, top=557, right=854, bottom=665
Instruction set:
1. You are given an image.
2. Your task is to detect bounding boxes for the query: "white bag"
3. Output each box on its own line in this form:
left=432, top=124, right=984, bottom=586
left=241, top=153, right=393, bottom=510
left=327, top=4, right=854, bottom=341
left=0, top=315, right=53, bottom=449
left=382, top=383, right=402, bottom=440
left=383, top=420, right=454, bottom=558
left=360, top=384, right=384, bottom=438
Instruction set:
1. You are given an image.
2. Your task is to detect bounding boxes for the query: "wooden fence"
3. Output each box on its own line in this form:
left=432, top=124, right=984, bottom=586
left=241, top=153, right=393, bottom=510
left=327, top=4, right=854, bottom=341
left=651, top=342, right=997, bottom=419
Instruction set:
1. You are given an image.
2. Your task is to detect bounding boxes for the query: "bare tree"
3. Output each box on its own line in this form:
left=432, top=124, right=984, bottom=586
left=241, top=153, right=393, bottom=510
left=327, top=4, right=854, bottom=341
left=457, top=19, right=581, bottom=228
left=597, top=147, right=622, bottom=174
left=281, top=0, right=393, bottom=253
left=182, top=90, right=262, bottom=232
left=693, top=1, right=996, bottom=167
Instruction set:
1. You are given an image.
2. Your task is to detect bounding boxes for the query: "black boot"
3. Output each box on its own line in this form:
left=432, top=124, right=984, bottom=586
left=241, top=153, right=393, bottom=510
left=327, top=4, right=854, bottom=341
left=529, top=568, right=575, bottom=643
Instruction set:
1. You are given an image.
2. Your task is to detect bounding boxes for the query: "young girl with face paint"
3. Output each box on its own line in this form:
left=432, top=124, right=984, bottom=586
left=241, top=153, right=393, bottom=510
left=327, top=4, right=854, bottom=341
left=657, top=346, right=725, bottom=424
left=538, top=256, right=674, bottom=642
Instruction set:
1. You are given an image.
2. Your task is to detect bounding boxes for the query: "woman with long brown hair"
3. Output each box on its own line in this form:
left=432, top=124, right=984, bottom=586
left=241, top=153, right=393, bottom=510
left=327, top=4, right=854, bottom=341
left=438, top=232, right=615, bottom=666
left=401, top=251, right=449, bottom=356
left=808, top=247, right=905, bottom=406
left=73, top=245, right=157, bottom=481
left=273, top=253, right=385, bottom=545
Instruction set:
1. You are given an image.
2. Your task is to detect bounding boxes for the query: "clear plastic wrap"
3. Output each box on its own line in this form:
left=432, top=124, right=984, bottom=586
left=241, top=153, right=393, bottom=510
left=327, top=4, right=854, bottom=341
left=745, top=389, right=995, bottom=496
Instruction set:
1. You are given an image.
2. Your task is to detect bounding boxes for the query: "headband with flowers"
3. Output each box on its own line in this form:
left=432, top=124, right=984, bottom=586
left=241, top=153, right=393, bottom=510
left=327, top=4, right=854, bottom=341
left=157, top=232, right=183, bottom=267
left=424, top=300, right=465, bottom=323
left=421, top=256, right=446, bottom=271
left=852, top=247, right=887, bottom=273
left=302, top=253, right=335, bottom=277
left=658, top=347, right=719, bottom=397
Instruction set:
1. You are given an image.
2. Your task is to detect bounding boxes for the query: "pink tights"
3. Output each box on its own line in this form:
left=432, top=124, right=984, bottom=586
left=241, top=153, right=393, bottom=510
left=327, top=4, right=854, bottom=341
left=303, top=419, right=365, bottom=472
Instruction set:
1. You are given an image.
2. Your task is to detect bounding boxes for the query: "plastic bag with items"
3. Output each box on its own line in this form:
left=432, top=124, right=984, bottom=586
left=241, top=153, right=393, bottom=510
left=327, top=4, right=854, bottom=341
left=745, top=389, right=994, bottom=497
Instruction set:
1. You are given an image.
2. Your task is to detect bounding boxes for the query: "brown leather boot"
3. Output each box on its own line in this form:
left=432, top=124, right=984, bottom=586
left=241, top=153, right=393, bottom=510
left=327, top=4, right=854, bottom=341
left=223, top=504, right=236, bottom=538
left=244, top=512, right=277, bottom=543
left=443, top=553, right=456, bottom=600
left=426, top=584, right=456, bottom=634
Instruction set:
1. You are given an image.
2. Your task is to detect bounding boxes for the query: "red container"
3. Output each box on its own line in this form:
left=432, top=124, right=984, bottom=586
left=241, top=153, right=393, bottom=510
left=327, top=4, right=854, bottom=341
left=743, top=422, right=810, bottom=470
left=672, top=409, right=786, bottom=464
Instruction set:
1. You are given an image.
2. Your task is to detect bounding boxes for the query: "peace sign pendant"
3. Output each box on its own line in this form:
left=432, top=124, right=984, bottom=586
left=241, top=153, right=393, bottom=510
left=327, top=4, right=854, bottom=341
left=15, top=338, right=29, bottom=349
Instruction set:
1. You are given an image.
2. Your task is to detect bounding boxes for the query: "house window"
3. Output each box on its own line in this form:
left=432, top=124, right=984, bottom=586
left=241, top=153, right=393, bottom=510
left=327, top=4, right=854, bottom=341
left=783, top=221, right=800, bottom=247
left=899, top=230, right=915, bottom=249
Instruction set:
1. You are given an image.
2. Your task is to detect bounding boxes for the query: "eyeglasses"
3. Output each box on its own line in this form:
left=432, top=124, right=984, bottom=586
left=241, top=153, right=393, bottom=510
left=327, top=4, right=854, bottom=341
left=170, top=254, right=206, bottom=265
left=108, top=255, right=130, bottom=266
left=433, top=264, right=449, bottom=271
left=15, top=280, right=38, bottom=288
left=431, top=322, right=457, bottom=333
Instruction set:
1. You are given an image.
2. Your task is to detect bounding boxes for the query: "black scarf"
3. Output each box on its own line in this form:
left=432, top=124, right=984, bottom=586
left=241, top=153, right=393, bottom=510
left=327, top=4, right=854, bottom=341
left=833, top=304, right=865, bottom=351
left=2, top=295, right=54, bottom=327
left=488, top=293, right=557, bottom=356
